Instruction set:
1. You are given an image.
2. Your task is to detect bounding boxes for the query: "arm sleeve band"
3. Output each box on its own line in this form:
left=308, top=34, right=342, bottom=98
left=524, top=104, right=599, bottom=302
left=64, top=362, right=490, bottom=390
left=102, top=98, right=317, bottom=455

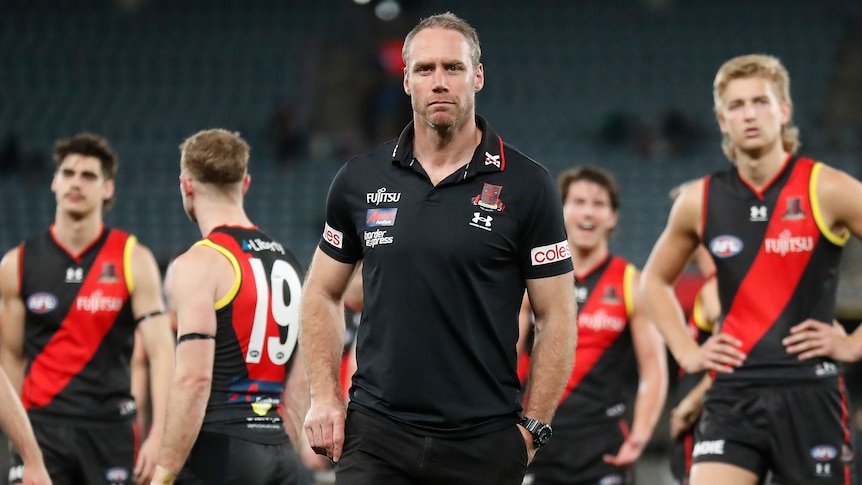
left=135, top=310, right=166, bottom=324
left=177, top=333, right=216, bottom=344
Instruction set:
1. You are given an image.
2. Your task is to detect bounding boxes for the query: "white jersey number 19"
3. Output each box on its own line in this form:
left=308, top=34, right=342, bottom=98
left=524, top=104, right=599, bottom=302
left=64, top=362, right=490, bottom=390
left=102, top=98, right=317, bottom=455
left=246, top=258, right=302, bottom=365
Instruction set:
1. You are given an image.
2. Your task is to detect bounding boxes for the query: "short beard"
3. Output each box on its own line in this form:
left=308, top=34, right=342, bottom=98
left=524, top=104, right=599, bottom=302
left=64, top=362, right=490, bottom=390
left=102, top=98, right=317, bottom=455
left=419, top=108, right=469, bottom=140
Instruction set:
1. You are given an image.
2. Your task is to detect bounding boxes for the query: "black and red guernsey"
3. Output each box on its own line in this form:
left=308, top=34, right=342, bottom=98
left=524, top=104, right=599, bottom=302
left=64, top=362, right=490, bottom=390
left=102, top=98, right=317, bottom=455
left=702, top=156, right=847, bottom=383
left=20, top=226, right=138, bottom=422
left=196, top=226, right=304, bottom=444
left=553, top=255, right=636, bottom=429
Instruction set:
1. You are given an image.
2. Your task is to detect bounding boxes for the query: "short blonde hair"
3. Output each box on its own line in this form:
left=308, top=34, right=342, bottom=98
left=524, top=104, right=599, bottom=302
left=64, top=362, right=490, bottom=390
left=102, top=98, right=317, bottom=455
left=402, top=12, right=481, bottom=68
left=713, top=54, right=800, bottom=161
left=180, top=129, right=249, bottom=185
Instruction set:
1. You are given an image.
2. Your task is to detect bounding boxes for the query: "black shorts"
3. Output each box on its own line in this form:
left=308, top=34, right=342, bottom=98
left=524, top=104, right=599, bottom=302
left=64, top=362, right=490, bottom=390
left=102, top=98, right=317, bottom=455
left=336, top=409, right=527, bottom=485
left=176, top=431, right=299, bottom=485
left=524, top=419, right=633, bottom=485
left=669, top=428, right=695, bottom=485
left=694, top=378, right=855, bottom=484
left=10, top=420, right=137, bottom=485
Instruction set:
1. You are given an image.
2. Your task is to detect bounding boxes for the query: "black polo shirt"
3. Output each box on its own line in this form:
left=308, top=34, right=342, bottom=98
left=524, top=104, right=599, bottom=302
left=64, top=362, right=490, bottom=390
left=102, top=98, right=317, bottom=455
left=319, top=116, right=572, bottom=438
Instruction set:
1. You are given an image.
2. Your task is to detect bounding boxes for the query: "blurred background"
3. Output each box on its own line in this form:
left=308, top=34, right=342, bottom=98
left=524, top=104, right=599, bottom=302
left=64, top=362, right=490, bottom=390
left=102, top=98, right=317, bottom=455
left=1, top=0, right=862, bottom=483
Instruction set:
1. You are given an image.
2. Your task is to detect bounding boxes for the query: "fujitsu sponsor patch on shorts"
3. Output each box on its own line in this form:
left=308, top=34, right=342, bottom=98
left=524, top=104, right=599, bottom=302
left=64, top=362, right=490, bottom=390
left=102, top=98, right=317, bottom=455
left=323, top=223, right=343, bottom=249
left=531, top=240, right=570, bottom=266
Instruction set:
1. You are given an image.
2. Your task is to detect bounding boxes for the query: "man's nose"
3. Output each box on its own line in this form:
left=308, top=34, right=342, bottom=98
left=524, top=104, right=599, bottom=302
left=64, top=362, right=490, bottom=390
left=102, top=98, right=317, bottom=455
left=431, top=68, right=448, bottom=91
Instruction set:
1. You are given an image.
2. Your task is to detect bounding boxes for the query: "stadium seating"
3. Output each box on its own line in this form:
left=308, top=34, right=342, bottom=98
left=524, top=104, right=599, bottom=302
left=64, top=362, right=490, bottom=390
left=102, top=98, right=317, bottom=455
left=1, top=0, right=860, bottom=268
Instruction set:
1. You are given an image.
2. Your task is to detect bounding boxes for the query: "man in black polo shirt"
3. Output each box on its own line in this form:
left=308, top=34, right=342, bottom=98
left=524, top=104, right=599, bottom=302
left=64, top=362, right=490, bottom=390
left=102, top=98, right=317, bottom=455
left=300, top=12, right=577, bottom=484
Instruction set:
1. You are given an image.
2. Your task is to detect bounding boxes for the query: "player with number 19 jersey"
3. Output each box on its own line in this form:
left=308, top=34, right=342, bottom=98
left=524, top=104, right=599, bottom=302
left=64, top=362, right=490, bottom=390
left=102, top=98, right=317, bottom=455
left=195, top=226, right=304, bottom=445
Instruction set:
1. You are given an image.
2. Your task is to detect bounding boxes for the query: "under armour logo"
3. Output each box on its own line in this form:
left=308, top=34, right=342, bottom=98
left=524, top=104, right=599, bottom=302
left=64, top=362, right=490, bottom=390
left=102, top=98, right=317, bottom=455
left=484, top=152, right=501, bottom=168
left=750, top=205, right=767, bottom=222
left=65, top=267, right=84, bottom=283
left=575, top=286, right=588, bottom=303
left=470, top=212, right=493, bottom=231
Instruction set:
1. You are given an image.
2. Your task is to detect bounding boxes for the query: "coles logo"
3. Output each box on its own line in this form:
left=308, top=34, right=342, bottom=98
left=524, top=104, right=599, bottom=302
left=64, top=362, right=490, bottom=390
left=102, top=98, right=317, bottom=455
left=323, top=222, right=343, bottom=249
left=531, top=240, right=570, bottom=266
left=27, top=292, right=57, bottom=314
left=810, top=445, right=838, bottom=462
left=709, top=235, right=743, bottom=258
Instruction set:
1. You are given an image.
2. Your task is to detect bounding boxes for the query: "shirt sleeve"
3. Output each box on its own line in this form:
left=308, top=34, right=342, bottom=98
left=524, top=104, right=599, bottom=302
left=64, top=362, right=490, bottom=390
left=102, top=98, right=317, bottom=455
left=318, top=162, right=363, bottom=263
left=519, top=166, right=573, bottom=279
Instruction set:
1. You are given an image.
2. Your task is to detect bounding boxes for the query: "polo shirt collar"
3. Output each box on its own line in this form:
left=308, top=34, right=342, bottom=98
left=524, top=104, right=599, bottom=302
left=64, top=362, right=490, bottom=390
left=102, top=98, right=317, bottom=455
left=391, top=115, right=507, bottom=176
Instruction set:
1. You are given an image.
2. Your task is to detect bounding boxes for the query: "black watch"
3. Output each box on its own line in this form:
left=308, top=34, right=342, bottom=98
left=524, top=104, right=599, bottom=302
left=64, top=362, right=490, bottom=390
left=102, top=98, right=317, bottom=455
left=519, top=416, right=553, bottom=448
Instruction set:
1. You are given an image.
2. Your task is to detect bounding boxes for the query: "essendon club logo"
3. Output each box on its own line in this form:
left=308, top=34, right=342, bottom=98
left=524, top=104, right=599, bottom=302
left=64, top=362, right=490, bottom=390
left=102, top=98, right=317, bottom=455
left=98, top=262, right=119, bottom=283
left=472, top=183, right=506, bottom=212
left=601, top=285, right=620, bottom=304
left=782, top=197, right=806, bottom=220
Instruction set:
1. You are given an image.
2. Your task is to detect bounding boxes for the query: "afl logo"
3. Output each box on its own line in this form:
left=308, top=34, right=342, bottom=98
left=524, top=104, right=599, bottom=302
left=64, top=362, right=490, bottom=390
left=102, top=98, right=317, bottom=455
left=709, top=236, right=743, bottom=258
left=105, top=467, right=129, bottom=482
left=27, top=292, right=58, bottom=314
left=810, top=445, right=838, bottom=462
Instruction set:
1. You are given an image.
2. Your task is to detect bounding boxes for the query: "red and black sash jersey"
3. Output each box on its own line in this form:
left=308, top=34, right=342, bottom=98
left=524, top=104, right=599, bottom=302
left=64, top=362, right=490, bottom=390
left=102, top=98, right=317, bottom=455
left=19, top=226, right=138, bottom=422
left=554, top=255, right=637, bottom=429
left=674, top=277, right=716, bottom=402
left=197, top=226, right=304, bottom=445
left=702, top=156, right=847, bottom=384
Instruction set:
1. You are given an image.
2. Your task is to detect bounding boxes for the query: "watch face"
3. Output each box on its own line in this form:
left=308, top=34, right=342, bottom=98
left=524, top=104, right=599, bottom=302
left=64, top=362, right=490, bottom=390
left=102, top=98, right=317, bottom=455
left=536, top=426, right=552, bottom=446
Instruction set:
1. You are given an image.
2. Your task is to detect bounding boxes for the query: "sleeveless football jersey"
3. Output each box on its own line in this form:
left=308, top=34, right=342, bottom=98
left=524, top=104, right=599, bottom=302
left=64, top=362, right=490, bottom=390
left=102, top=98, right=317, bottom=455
left=196, top=226, right=304, bottom=444
left=554, top=255, right=636, bottom=429
left=702, top=157, right=846, bottom=383
left=20, top=226, right=138, bottom=422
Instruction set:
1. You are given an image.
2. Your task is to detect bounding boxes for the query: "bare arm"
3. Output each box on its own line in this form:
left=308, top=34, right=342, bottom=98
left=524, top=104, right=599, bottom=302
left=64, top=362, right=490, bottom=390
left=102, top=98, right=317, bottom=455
left=300, top=248, right=356, bottom=462
left=670, top=373, right=712, bottom=441
left=641, top=181, right=744, bottom=374
left=128, top=244, right=175, bottom=485
left=282, top=347, right=310, bottom=450
left=0, top=249, right=53, bottom=485
left=669, top=277, right=718, bottom=441
left=130, top=332, right=150, bottom=439
left=605, top=271, right=668, bottom=466
left=152, top=247, right=222, bottom=485
left=0, top=368, right=52, bottom=485
left=783, top=166, right=862, bottom=361
left=521, top=272, right=577, bottom=460
left=516, top=292, right=532, bottom=360
left=342, top=262, right=363, bottom=313
left=0, top=248, right=26, bottom=394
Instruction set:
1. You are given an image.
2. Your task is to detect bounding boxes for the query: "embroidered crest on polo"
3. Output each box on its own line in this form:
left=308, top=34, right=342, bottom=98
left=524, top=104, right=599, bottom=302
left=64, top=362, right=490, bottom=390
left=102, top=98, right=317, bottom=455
left=471, top=183, right=506, bottom=212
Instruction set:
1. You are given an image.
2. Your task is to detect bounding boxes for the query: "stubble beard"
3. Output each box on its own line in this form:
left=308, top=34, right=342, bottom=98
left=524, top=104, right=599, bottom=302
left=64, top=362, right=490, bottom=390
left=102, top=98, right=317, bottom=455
left=415, top=97, right=473, bottom=138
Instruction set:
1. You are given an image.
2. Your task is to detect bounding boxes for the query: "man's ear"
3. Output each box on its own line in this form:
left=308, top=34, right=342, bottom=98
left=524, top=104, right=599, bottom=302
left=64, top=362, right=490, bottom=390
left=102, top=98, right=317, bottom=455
left=179, top=175, right=194, bottom=196
left=242, top=174, right=251, bottom=195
